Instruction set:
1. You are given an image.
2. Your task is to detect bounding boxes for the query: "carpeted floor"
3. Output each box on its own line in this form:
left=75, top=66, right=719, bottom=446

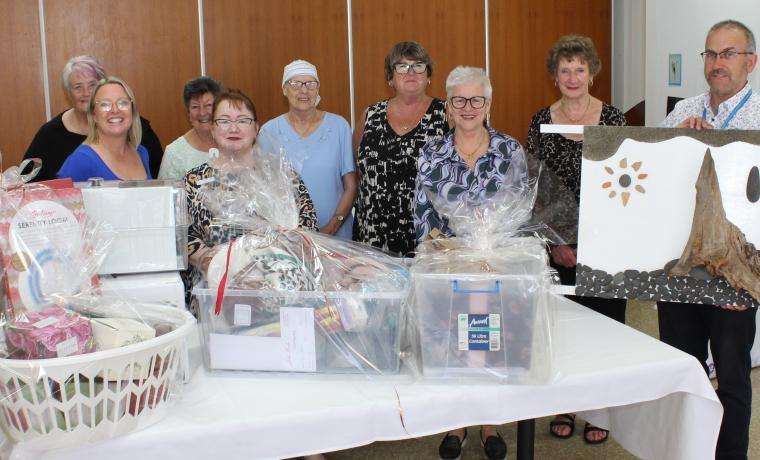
left=325, top=301, right=759, bottom=459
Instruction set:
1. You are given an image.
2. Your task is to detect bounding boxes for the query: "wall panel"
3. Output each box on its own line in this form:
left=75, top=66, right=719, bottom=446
left=204, top=0, right=351, bottom=125
left=490, top=0, right=612, bottom=143
left=44, top=0, right=201, bottom=149
left=0, top=0, right=46, bottom=168
left=352, top=0, right=486, bottom=122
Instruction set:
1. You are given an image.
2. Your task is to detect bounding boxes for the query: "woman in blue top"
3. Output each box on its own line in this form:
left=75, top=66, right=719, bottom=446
left=57, top=76, right=151, bottom=181
left=260, top=60, right=357, bottom=239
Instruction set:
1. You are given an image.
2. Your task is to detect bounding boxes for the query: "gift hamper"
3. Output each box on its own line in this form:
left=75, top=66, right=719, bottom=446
left=0, top=164, right=195, bottom=452
left=407, top=181, right=559, bottom=384
left=192, top=140, right=409, bottom=375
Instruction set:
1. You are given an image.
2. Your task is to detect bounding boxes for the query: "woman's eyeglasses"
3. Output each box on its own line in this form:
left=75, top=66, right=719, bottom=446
left=213, top=118, right=255, bottom=128
left=393, top=62, right=428, bottom=74
left=449, top=96, right=487, bottom=109
left=95, top=98, right=132, bottom=112
left=286, top=80, right=320, bottom=90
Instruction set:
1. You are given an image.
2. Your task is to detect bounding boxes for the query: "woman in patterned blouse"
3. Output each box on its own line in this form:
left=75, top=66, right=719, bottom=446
left=525, top=35, right=626, bottom=446
left=353, top=41, right=449, bottom=256
left=415, top=66, right=525, bottom=460
left=183, top=89, right=317, bottom=313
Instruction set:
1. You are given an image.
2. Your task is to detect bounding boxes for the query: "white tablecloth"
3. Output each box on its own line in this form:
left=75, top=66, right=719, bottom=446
left=12, top=295, right=722, bottom=460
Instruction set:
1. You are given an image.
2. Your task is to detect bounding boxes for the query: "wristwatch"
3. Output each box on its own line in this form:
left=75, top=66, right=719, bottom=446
left=335, top=214, right=345, bottom=222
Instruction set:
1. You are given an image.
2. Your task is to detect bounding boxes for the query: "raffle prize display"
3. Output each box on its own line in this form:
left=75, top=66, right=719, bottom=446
left=194, top=140, right=409, bottom=374
left=0, top=166, right=194, bottom=452
left=407, top=183, right=559, bottom=384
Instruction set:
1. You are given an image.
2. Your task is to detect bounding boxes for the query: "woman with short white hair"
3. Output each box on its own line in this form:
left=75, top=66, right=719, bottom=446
left=414, top=66, right=527, bottom=460
left=24, top=55, right=163, bottom=181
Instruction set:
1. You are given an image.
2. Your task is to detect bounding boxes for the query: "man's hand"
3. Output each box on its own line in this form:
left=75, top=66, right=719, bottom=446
left=551, top=245, right=577, bottom=268
left=720, top=304, right=749, bottom=311
left=676, top=116, right=714, bottom=130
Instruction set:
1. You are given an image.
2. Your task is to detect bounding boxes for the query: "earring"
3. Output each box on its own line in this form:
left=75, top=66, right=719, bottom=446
left=486, top=112, right=491, bottom=126
left=590, top=78, right=594, bottom=87
left=427, top=79, right=431, bottom=85
left=388, top=81, right=393, bottom=87
left=554, top=80, right=558, bottom=87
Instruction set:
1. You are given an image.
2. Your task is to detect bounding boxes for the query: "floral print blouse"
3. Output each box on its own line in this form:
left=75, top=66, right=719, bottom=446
left=414, top=127, right=528, bottom=242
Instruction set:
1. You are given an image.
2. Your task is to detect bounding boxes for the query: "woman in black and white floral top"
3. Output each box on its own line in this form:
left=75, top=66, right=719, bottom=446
left=183, top=89, right=317, bottom=313
left=353, top=41, right=449, bottom=256
left=526, top=34, right=626, bottom=446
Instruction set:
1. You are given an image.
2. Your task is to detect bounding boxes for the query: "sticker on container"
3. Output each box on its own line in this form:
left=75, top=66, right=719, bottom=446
left=56, top=336, right=79, bottom=357
left=32, top=316, right=59, bottom=329
left=234, top=303, right=252, bottom=326
left=458, top=313, right=501, bottom=351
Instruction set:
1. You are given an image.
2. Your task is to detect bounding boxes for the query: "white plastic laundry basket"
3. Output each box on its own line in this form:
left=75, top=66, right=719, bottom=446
left=0, top=305, right=195, bottom=451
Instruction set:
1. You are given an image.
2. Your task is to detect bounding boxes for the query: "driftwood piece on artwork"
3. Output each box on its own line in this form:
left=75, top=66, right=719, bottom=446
left=669, top=148, right=760, bottom=302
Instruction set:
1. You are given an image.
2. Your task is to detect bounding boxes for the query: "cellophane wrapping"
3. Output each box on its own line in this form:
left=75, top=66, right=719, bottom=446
left=193, top=136, right=409, bottom=375
left=0, top=159, right=195, bottom=454
left=406, top=178, right=560, bottom=384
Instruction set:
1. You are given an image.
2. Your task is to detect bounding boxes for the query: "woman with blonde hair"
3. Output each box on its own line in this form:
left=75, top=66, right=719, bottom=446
left=57, top=76, right=150, bottom=181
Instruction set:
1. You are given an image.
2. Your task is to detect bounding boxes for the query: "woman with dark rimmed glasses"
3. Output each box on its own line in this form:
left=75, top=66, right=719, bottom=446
left=414, top=66, right=528, bottom=460
left=353, top=41, right=449, bottom=257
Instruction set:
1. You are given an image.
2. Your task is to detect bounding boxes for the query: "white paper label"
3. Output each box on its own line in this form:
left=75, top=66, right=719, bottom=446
left=32, top=317, right=58, bottom=329
left=280, top=307, right=317, bottom=372
left=234, top=304, right=252, bottom=326
left=55, top=337, right=79, bottom=357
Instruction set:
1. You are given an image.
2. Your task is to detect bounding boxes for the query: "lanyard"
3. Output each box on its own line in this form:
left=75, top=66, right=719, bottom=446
left=702, top=89, right=753, bottom=129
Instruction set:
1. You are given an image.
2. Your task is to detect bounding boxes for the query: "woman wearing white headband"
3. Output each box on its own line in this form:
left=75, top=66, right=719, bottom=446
left=260, top=59, right=357, bottom=239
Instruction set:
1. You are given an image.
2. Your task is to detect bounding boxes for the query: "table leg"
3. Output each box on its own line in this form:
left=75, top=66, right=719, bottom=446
left=516, top=418, right=535, bottom=460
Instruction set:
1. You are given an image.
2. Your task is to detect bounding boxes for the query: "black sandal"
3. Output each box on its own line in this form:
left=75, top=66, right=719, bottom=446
left=583, top=422, right=609, bottom=445
left=439, top=429, right=467, bottom=460
left=549, top=413, right=576, bottom=439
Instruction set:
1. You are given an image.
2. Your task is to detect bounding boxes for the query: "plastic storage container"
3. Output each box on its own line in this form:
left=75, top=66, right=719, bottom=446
left=194, top=287, right=404, bottom=374
left=409, top=241, right=555, bottom=384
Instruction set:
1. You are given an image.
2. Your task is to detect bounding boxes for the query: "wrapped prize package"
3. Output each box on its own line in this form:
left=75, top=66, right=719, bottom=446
left=407, top=177, right=560, bottom=384
left=76, top=179, right=189, bottom=275
left=0, top=161, right=195, bottom=453
left=193, top=136, right=409, bottom=375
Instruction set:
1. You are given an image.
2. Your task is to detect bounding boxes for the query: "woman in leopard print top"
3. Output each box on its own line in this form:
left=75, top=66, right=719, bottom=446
left=183, top=89, right=317, bottom=314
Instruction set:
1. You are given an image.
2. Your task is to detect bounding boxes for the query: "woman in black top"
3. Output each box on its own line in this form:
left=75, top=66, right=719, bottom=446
left=23, top=55, right=163, bottom=181
left=526, top=35, right=626, bottom=446
left=352, top=41, right=448, bottom=256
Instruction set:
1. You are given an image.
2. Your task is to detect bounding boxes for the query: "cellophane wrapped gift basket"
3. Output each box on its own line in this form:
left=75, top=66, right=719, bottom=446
left=193, top=137, right=409, bottom=375
left=407, top=178, right=560, bottom=384
left=0, top=158, right=195, bottom=453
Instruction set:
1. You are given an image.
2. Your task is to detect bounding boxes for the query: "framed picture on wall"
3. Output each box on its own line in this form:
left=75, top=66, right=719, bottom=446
left=575, top=126, right=760, bottom=307
left=668, top=53, right=682, bottom=86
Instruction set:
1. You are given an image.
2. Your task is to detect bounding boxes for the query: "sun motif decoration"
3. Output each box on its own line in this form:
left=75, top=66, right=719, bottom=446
left=601, top=157, right=648, bottom=206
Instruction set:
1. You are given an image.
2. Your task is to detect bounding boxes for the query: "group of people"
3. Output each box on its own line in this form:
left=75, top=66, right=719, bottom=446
left=20, top=17, right=758, bottom=460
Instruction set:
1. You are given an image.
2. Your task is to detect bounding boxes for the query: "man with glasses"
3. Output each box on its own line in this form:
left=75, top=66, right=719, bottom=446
left=659, top=19, right=758, bottom=460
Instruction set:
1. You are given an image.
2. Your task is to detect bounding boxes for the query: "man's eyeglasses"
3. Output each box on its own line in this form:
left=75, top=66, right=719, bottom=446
left=286, top=80, right=320, bottom=90
left=449, top=96, right=487, bottom=109
left=214, top=118, right=255, bottom=128
left=700, top=49, right=755, bottom=62
left=393, top=62, right=428, bottom=75
left=95, top=98, right=132, bottom=112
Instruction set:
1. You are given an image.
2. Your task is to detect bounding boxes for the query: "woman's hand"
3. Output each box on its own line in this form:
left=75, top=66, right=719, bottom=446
left=319, top=217, right=342, bottom=235
left=551, top=245, right=577, bottom=268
